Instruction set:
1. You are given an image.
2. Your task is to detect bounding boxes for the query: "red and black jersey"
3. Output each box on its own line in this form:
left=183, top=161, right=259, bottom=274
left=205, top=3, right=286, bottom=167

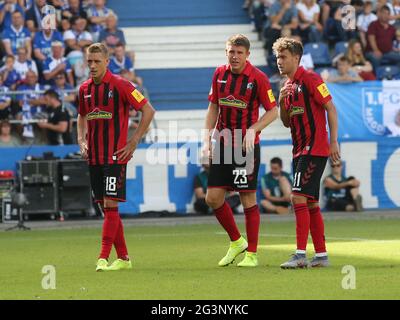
left=208, top=61, right=276, bottom=144
left=283, top=66, right=332, bottom=159
left=78, top=69, right=148, bottom=165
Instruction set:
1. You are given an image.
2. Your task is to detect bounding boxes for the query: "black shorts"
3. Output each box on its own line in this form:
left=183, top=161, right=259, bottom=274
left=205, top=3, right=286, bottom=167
left=89, top=164, right=127, bottom=202
left=292, top=155, right=328, bottom=202
left=208, top=143, right=260, bottom=192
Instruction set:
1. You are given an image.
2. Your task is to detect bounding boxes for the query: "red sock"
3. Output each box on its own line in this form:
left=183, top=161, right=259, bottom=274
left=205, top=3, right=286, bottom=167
left=114, top=217, right=129, bottom=260
left=214, top=201, right=241, bottom=241
left=309, top=206, right=327, bottom=254
left=99, top=207, right=120, bottom=260
left=244, top=205, right=260, bottom=253
left=294, top=203, right=310, bottom=252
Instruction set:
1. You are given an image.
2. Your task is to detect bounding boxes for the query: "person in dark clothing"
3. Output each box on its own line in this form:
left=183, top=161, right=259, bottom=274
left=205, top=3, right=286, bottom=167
left=37, top=89, right=72, bottom=145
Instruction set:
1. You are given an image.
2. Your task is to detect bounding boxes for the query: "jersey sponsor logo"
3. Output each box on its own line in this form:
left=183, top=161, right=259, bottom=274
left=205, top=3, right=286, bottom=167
left=219, top=95, right=247, bottom=109
left=131, top=89, right=144, bottom=103
left=87, top=108, right=112, bottom=120
left=268, top=89, right=275, bottom=103
left=317, top=83, right=330, bottom=98
left=289, top=105, right=304, bottom=117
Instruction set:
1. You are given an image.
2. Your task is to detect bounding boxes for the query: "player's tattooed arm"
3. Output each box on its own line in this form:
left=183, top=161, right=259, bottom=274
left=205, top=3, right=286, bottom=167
left=323, top=100, right=340, bottom=163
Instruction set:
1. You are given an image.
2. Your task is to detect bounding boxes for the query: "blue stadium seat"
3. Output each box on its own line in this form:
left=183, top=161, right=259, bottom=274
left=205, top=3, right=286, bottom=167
left=376, top=65, right=400, bottom=80
left=304, top=42, right=332, bottom=67
left=314, top=67, right=336, bottom=76
left=334, top=41, right=349, bottom=57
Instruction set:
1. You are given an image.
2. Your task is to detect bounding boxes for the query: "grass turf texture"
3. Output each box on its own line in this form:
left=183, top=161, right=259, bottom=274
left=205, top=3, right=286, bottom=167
left=0, top=218, right=399, bottom=300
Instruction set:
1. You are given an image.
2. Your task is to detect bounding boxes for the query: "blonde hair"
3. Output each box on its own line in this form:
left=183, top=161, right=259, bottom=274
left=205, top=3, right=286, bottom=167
left=87, top=43, right=109, bottom=58
left=346, top=39, right=366, bottom=65
left=272, top=37, right=303, bottom=58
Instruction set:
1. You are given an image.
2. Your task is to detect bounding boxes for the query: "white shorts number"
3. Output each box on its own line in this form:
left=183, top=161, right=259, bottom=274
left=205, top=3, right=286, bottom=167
left=293, top=172, right=301, bottom=187
left=106, top=176, right=117, bottom=192
left=233, top=169, right=247, bottom=185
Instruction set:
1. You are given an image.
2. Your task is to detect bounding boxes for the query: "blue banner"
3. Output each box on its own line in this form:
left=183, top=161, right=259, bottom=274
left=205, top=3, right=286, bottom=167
left=329, top=81, right=400, bottom=138
left=1, top=138, right=399, bottom=213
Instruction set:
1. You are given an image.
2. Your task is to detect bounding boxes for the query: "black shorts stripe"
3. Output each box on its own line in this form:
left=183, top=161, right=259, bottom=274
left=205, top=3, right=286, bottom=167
left=302, top=84, right=316, bottom=155
left=113, top=88, right=120, bottom=163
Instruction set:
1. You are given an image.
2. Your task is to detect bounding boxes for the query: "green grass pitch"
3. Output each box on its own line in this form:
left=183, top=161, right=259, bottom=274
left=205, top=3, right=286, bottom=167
left=0, top=218, right=399, bottom=300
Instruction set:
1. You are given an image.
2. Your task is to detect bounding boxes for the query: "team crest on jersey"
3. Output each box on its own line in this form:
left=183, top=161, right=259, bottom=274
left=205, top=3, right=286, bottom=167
left=289, top=106, right=304, bottom=117
left=247, top=83, right=253, bottom=90
left=108, top=90, right=113, bottom=99
left=87, top=108, right=112, bottom=120
left=219, top=95, right=247, bottom=109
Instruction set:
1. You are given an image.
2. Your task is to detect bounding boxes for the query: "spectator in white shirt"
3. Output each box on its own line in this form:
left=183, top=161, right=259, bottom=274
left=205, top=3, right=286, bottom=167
left=296, top=0, right=323, bottom=43
left=357, top=1, right=377, bottom=48
left=14, top=46, right=38, bottom=81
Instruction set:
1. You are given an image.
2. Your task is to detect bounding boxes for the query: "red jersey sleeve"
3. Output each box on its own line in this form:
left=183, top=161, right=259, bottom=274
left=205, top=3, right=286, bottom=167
left=208, top=68, right=219, bottom=104
left=257, top=72, right=277, bottom=111
left=306, top=72, right=332, bottom=107
left=78, top=85, right=87, bottom=116
left=119, top=78, right=148, bottom=111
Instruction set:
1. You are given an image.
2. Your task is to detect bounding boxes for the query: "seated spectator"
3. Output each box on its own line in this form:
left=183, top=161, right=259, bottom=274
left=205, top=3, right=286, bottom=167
left=264, top=0, right=299, bottom=53
left=357, top=1, right=377, bottom=48
left=193, top=160, right=241, bottom=215
left=0, top=120, right=21, bottom=147
left=366, top=5, right=399, bottom=71
left=2, top=11, right=31, bottom=58
left=377, top=0, right=396, bottom=25
left=0, top=0, right=25, bottom=32
left=16, top=70, right=47, bottom=142
left=63, top=16, right=93, bottom=55
left=0, top=77, right=12, bottom=120
left=0, top=55, right=21, bottom=90
left=109, top=43, right=134, bottom=75
left=346, top=39, right=376, bottom=80
left=43, top=41, right=74, bottom=86
left=33, top=27, right=64, bottom=70
left=393, top=28, right=400, bottom=53
left=52, top=72, right=77, bottom=116
left=14, top=46, right=38, bottom=81
left=73, top=44, right=89, bottom=86
left=323, top=0, right=357, bottom=42
left=324, top=160, right=363, bottom=212
left=25, top=0, right=47, bottom=33
left=296, top=0, right=323, bottom=43
left=393, top=0, right=400, bottom=28
left=87, top=0, right=115, bottom=42
left=99, top=13, right=127, bottom=55
left=62, top=0, right=88, bottom=21
left=324, top=55, right=363, bottom=83
left=37, top=89, right=72, bottom=145
left=260, top=157, right=292, bottom=214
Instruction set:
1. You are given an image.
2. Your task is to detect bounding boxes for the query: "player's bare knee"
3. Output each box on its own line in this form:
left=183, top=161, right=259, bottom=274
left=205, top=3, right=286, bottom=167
left=205, top=193, right=224, bottom=209
left=291, top=194, right=307, bottom=205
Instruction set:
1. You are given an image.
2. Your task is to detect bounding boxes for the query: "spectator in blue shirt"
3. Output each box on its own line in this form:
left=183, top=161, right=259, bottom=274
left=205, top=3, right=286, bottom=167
left=0, top=76, right=12, bottom=120
left=109, top=43, right=134, bottom=75
left=99, top=13, right=126, bottom=55
left=42, top=41, right=74, bottom=86
left=62, top=0, right=88, bottom=21
left=25, top=0, right=47, bottom=33
left=0, top=0, right=25, bottom=32
left=87, top=0, right=115, bottom=41
left=51, top=72, right=77, bottom=117
left=264, top=0, right=299, bottom=53
left=2, top=11, right=32, bottom=58
left=33, top=28, right=64, bottom=69
left=0, top=55, right=21, bottom=90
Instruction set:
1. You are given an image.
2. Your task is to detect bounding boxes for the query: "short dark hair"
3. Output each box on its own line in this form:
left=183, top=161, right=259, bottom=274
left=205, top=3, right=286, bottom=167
left=272, top=37, right=303, bottom=59
left=44, top=89, right=60, bottom=101
left=380, top=5, right=391, bottom=13
left=226, top=34, right=250, bottom=51
left=270, top=157, right=283, bottom=167
left=338, top=55, right=350, bottom=64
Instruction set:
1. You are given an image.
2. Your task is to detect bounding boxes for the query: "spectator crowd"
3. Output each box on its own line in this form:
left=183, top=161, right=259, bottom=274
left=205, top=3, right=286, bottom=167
left=0, top=0, right=147, bottom=146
